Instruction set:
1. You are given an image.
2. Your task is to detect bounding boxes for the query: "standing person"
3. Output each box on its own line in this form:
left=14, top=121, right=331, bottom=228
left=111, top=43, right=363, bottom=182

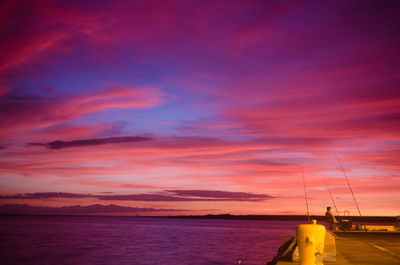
left=325, top=206, right=338, bottom=230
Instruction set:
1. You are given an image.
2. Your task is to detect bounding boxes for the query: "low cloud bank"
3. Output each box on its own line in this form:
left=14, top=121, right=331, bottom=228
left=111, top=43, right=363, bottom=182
left=0, top=190, right=274, bottom=202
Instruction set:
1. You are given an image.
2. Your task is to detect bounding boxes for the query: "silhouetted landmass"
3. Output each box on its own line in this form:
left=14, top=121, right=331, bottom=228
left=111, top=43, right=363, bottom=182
left=0, top=204, right=396, bottom=222
left=166, top=214, right=397, bottom=223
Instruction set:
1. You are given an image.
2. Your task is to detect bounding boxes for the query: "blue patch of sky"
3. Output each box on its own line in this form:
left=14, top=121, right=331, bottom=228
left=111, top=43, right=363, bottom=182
left=72, top=84, right=214, bottom=137
left=373, top=141, right=400, bottom=147
left=28, top=40, right=185, bottom=94
left=10, top=34, right=239, bottom=138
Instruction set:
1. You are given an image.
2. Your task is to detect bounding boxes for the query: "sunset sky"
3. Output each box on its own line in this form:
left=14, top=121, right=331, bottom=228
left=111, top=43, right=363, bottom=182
left=0, top=0, right=399, bottom=216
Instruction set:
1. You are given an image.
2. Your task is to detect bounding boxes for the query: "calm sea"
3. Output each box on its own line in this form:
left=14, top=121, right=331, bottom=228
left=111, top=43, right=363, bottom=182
left=0, top=215, right=305, bottom=265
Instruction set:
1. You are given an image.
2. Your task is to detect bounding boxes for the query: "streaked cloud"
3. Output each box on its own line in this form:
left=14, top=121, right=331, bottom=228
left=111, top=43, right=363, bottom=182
left=0, top=85, right=166, bottom=141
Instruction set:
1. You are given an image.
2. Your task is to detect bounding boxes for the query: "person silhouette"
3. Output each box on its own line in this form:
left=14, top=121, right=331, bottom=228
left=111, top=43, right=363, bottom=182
left=325, top=206, right=338, bottom=230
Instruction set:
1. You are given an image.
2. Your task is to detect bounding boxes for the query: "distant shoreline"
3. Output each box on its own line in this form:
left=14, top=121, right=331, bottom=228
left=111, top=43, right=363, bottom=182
left=0, top=214, right=397, bottom=222
left=165, top=214, right=397, bottom=223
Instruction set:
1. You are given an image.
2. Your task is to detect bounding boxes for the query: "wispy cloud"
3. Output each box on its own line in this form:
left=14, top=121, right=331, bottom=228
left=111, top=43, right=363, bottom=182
left=0, top=0, right=111, bottom=73
left=0, top=85, right=166, bottom=142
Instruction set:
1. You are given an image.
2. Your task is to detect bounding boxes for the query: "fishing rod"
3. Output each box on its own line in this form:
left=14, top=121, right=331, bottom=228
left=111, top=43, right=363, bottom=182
left=335, top=152, right=363, bottom=218
left=321, top=176, right=339, bottom=217
left=301, top=168, right=311, bottom=223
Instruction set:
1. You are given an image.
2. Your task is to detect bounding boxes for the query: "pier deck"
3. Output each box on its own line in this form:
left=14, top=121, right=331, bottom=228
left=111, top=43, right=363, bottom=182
left=275, top=232, right=400, bottom=265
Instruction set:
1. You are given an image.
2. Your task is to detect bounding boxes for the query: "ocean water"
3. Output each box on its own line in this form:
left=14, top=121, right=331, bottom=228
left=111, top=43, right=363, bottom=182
left=0, top=216, right=304, bottom=265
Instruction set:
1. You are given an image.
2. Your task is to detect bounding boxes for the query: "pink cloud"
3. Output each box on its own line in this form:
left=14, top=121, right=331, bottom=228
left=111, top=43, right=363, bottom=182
left=0, top=0, right=111, bottom=74
left=0, top=85, right=166, bottom=142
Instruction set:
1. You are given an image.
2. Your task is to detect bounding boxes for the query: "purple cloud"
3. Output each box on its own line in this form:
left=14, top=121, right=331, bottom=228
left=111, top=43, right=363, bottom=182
left=0, top=192, right=91, bottom=200
left=96, top=194, right=202, bottom=201
left=28, top=136, right=152, bottom=149
left=166, top=190, right=273, bottom=200
left=0, top=190, right=274, bottom=202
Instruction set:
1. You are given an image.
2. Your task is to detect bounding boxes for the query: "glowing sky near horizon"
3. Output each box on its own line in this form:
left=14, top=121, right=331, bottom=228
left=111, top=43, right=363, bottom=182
left=0, top=0, right=399, bottom=216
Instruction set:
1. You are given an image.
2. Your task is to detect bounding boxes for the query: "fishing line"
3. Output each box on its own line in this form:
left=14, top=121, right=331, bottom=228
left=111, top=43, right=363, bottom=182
left=301, top=168, right=311, bottom=223
left=322, top=175, right=339, bottom=217
left=335, top=152, right=363, bottom=217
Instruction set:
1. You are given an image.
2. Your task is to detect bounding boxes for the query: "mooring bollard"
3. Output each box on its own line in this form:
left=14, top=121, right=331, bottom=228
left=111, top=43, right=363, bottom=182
left=296, top=221, right=325, bottom=265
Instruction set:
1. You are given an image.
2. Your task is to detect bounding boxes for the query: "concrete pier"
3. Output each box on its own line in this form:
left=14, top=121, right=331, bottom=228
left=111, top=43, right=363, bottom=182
left=270, top=231, right=400, bottom=265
